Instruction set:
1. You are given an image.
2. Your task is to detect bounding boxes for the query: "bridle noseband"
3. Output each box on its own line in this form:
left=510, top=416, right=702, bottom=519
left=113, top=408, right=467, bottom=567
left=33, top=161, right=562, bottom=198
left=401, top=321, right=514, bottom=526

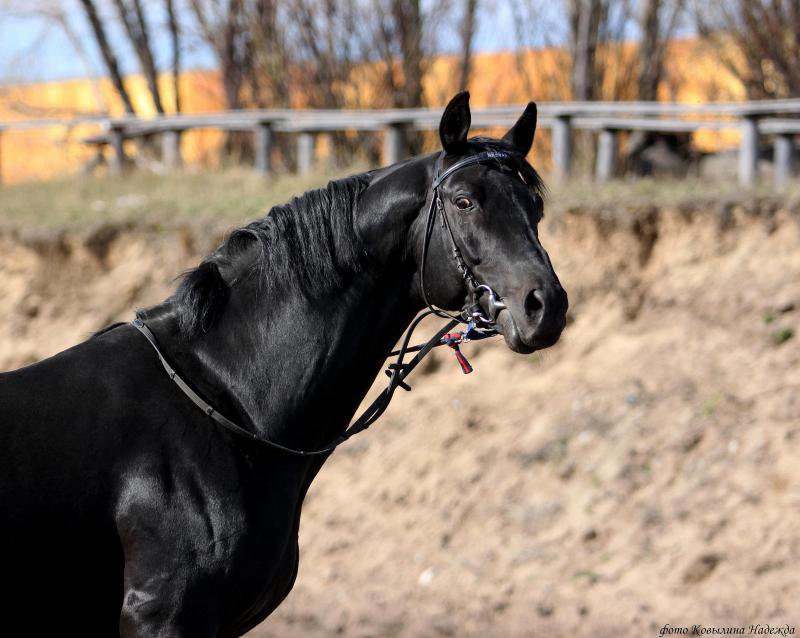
left=421, top=149, right=519, bottom=326
left=131, top=148, right=528, bottom=457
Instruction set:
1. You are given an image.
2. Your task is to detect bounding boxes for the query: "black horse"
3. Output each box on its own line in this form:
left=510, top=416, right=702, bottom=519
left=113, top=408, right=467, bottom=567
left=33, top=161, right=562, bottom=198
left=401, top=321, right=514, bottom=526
left=0, top=92, right=567, bottom=637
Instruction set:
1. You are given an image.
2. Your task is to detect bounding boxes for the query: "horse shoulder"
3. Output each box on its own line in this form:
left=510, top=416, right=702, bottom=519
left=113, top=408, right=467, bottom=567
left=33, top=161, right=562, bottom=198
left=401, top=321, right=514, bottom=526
left=114, top=458, right=302, bottom=636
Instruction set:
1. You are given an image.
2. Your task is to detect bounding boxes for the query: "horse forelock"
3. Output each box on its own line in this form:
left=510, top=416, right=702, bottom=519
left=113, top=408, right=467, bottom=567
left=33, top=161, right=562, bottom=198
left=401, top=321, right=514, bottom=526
left=466, top=137, right=547, bottom=200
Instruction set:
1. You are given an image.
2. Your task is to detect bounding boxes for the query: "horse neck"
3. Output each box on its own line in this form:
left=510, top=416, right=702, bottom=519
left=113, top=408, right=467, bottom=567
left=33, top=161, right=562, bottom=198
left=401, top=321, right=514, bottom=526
left=152, top=249, right=420, bottom=453
left=212, top=274, right=415, bottom=448
left=144, top=159, right=436, bottom=451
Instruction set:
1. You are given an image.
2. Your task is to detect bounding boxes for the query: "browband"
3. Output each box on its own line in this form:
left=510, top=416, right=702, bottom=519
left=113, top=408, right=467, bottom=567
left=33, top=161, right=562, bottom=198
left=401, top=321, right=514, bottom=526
left=431, top=150, right=516, bottom=189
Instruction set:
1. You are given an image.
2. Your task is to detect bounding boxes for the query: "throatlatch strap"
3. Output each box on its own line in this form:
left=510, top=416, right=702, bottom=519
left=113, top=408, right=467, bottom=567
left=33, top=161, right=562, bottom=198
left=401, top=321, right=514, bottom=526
left=131, top=315, right=458, bottom=457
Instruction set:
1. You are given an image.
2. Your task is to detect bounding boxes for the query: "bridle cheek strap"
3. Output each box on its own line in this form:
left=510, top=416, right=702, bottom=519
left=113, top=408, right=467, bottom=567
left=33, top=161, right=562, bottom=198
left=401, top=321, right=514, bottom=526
left=420, top=149, right=516, bottom=325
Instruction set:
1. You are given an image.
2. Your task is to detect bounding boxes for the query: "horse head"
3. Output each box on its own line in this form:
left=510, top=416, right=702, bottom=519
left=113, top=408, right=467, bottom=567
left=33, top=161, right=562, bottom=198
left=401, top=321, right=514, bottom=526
left=412, top=92, right=568, bottom=354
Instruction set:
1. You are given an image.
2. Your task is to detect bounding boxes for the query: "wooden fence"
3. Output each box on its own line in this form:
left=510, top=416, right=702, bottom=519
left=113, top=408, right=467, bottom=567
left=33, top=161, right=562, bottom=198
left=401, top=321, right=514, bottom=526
left=1, top=99, right=799, bottom=186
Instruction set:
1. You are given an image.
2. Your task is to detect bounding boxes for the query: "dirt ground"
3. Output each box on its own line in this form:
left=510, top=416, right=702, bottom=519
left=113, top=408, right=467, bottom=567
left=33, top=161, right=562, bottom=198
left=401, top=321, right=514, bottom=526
left=1, top=198, right=798, bottom=637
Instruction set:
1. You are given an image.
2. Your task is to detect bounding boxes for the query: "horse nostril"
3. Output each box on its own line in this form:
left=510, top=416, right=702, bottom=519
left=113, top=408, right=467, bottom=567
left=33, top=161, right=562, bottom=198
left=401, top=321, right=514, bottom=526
left=524, top=289, right=545, bottom=320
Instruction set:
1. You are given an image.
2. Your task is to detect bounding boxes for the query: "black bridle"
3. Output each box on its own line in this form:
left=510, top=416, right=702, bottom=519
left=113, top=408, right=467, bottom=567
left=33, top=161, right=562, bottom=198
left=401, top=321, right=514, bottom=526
left=132, top=149, right=522, bottom=457
left=421, top=149, right=517, bottom=326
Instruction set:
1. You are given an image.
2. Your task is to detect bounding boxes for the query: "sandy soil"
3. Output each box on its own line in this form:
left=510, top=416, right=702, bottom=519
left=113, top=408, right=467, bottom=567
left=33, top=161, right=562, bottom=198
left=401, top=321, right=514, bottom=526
left=1, top=201, right=798, bottom=637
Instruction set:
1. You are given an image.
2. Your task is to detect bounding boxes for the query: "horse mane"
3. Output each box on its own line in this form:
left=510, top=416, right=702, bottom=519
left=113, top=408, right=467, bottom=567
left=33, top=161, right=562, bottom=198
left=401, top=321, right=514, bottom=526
left=162, top=173, right=373, bottom=339
left=140, top=139, right=544, bottom=340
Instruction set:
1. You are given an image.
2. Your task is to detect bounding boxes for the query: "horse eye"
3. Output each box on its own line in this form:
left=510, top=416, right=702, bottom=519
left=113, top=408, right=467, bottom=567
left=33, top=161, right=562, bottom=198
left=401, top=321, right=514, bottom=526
left=454, top=196, right=473, bottom=210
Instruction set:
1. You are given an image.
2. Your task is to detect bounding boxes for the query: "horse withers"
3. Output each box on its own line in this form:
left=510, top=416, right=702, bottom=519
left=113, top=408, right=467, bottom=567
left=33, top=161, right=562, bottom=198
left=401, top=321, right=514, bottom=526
left=0, top=92, right=567, bottom=637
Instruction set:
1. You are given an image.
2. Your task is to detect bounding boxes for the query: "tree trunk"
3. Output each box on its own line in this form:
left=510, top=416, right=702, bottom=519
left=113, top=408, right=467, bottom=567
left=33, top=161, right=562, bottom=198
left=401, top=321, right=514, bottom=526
left=637, top=0, right=661, bottom=100
left=567, top=0, right=605, bottom=101
left=638, top=0, right=683, bottom=101
left=458, top=0, right=479, bottom=91
left=392, top=0, right=424, bottom=109
left=695, top=1, right=800, bottom=99
left=165, top=0, right=181, bottom=112
left=190, top=0, right=253, bottom=159
left=112, top=0, right=164, bottom=114
left=78, top=0, right=136, bottom=115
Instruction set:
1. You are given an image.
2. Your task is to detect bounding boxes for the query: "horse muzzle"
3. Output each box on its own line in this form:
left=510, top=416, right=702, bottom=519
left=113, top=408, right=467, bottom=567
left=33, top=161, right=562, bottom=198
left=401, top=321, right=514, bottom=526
left=493, top=283, right=568, bottom=354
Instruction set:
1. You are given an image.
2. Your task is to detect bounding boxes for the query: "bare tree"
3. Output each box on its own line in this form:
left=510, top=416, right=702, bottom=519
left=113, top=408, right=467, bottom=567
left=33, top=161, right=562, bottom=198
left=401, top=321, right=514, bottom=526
left=78, top=0, right=137, bottom=114
left=191, top=0, right=258, bottom=161
left=637, top=0, right=684, bottom=100
left=392, top=0, right=424, bottom=109
left=364, top=0, right=428, bottom=153
left=112, top=0, right=164, bottom=113
left=289, top=0, right=357, bottom=109
left=0, top=1, right=109, bottom=112
left=191, top=0, right=253, bottom=111
left=569, top=0, right=638, bottom=101
left=286, top=0, right=374, bottom=164
left=696, top=0, right=800, bottom=99
left=567, top=0, right=606, bottom=100
left=508, top=0, right=570, bottom=100
left=458, top=0, right=479, bottom=91
left=249, top=0, right=289, bottom=108
left=165, top=0, right=182, bottom=112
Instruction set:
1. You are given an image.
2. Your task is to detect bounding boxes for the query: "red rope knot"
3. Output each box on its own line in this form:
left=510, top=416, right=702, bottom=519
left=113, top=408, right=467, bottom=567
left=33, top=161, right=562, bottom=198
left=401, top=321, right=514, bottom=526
left=442, top=332, right=473, bottom=374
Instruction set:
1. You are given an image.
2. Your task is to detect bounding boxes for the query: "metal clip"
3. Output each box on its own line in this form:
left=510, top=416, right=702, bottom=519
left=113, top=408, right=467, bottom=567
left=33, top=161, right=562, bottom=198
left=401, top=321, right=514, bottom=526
left=472, top=284, right=507, bottom=324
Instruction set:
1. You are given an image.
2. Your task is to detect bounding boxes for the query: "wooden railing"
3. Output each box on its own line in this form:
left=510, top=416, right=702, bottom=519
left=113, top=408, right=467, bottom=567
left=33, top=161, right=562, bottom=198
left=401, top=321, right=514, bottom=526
left=1, top=100, right=799, bottom=186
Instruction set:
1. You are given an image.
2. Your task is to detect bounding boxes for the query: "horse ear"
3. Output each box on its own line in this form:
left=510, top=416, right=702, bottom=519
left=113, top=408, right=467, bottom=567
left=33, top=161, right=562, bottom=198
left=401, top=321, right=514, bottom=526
left=439, top=91, right=471, bottom=152
left=502, top=102, right=537, bottom=155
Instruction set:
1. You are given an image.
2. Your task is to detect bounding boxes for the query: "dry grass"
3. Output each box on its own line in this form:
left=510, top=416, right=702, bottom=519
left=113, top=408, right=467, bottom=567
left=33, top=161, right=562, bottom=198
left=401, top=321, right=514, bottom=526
left=0, top=167, right=363, bottom=229
left=1, top=167, right=798, bottom=230
left=547, top=176, right=800, bottom=212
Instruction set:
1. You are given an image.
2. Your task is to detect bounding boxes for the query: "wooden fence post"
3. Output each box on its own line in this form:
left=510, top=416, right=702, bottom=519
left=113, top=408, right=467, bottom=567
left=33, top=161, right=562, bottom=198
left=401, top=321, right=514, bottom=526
left=595, top=128, right=617, bottom=181
left=161, top=129, right=182, bottom=169
left=254, top=122, right=273, bottom=176
left=109, top=125, right=127, bottom=176
left=551, top=115, right=572, bottom=180
left=382, top=123, right=406, bottom=166
left=773, top=133, right=793, bottom=188
left=297, top=131, right=316, bottom=176
left=738, top=116, right=758, bottom=186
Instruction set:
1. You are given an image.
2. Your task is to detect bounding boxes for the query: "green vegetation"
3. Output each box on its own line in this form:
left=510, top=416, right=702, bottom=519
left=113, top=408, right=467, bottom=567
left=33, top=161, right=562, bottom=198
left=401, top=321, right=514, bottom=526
left=702, top=392, right=720, bottom=417
left=572, top=569, right=601, bottom=584
left=771, top=327, right=795, bottom=346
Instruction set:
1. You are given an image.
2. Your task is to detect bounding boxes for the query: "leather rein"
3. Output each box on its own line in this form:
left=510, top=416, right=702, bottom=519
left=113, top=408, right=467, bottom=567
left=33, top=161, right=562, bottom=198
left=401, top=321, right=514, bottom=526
left=132, top=149, right=519, bottom=457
